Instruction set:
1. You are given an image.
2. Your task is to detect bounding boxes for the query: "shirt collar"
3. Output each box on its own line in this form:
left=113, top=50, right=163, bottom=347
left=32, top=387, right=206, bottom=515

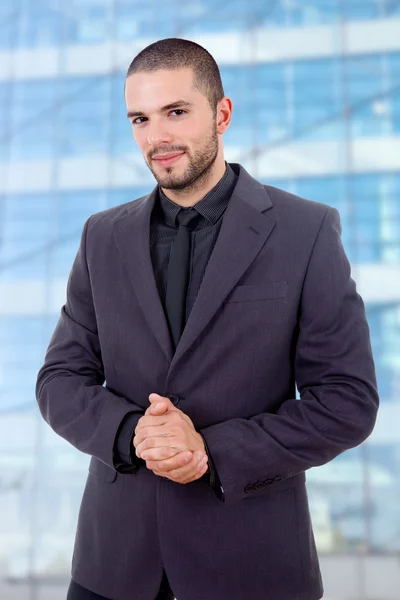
left=157, top=162, right=237, bottom=229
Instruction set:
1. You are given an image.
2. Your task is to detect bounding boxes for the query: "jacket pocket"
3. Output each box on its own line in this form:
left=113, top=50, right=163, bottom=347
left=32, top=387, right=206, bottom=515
left=88, top=456, right=118, bottom=483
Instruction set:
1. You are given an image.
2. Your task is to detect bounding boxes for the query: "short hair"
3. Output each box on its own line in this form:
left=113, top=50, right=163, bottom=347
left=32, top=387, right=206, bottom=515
left=125, top=38, right=225, bottom=115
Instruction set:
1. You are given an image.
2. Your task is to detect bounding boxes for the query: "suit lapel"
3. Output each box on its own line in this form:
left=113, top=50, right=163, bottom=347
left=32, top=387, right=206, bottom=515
left=169, top=165, right=276, bottom=373
left=113, top=187, right=175, bottom=363
left=112, top=163, right=276, bottom=372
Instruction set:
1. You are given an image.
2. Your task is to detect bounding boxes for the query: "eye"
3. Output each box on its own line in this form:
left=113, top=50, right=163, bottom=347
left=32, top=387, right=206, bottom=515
left=132, top=117, right=147, bottom=125
left=170, top=109, right=186, bottom=117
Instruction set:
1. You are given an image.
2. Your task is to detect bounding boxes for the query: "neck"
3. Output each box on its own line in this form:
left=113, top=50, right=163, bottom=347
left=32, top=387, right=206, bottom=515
left=161, top=157, right=227, bottom=208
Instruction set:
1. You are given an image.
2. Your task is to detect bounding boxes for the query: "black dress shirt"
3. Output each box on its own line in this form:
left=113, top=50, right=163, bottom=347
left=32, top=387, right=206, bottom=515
left=113, top=162, right=238, bottom=491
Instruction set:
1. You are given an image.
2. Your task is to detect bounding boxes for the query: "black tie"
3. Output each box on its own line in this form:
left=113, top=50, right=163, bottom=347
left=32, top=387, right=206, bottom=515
left=165, top=208, right=201, bottom=350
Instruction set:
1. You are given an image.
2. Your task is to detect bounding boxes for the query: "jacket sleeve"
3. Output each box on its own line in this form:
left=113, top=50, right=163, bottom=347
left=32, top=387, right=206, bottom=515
left=35, top=216, right=146, bottom=472
left=199, top=207, right=379, bottom=505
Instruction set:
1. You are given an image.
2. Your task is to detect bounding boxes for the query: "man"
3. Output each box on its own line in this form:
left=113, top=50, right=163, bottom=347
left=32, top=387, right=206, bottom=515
left=35, top=38, right=379, bottom=600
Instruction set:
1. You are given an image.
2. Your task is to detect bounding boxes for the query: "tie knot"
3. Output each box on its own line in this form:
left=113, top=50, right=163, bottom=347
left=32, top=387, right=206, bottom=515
left=176, top=208, right=200, bottom=230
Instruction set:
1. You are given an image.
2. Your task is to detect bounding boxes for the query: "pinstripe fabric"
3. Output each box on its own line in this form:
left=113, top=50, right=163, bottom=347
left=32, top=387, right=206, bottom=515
left=36, top=162, right=378, bottom=600
left=113, top=162, right=238, bottom=483
left=67, top=167, right=237, bottom=599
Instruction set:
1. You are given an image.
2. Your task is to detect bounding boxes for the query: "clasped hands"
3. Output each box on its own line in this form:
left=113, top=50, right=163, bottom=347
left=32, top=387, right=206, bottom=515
left=133, top=394, right=209, bottom=484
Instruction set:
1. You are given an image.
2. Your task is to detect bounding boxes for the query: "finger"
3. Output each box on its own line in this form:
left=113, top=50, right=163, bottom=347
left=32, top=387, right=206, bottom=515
left=135, top=434, right=180, bottom=458
left=141, top=446, right=186, bottom=462
left=134, top=427, right=174, bottom=448
left=151, top=402, right=168, bottom=412
left=136, top=414, right=174, bottom=430
left=170, top=453, right=209, bottom=484
left=146, top=449, right=196, bottom=474
left=152, top=451, right=207, bottom=483
left=189, top=459, right=209, bottom=483
left=151, top=457, right=209, bottom=485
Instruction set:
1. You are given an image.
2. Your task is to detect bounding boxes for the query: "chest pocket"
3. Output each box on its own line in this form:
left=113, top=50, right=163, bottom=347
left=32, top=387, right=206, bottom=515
left=226, top=280, right=288, bottom=303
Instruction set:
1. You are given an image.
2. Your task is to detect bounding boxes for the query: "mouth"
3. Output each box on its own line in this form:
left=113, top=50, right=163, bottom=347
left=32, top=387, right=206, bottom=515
left=152, top=152, right=185, bottom=167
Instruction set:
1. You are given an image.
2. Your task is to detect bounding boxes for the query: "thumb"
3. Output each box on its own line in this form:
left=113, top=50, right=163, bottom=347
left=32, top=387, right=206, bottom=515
left=148, top=394, right=169, bottom=414
left=151, top=402, right=168, bottom=414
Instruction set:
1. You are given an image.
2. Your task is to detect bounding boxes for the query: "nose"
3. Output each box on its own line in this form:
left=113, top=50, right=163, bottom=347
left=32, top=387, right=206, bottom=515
left=147, top=118, right=172, bottom=147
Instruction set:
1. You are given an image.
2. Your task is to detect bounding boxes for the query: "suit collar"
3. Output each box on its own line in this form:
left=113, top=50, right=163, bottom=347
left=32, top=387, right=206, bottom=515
left=157, top=161, right=237, bottom=228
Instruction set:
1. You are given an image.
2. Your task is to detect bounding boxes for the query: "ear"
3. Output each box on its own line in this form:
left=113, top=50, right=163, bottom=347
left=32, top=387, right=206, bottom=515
left=216, top=97, right=233, bottom=135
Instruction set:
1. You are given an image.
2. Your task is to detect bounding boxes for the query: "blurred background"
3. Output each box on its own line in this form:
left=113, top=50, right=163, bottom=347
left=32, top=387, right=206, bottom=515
left=0, top=1, right=400, bottom=599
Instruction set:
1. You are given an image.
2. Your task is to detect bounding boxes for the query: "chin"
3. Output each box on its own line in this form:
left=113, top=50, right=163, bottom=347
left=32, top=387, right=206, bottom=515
left=156, top=171, right=190, bottom=190
left=159, top=179, right=188, bottom=191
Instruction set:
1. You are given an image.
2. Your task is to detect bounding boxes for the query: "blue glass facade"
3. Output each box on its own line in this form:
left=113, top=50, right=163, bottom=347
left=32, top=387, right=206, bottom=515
left=1, top=0, right=400, bottom=596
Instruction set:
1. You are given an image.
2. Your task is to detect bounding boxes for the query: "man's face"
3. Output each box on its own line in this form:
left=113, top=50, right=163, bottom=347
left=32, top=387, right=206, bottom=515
left=125, top=68, right=219, bottom=190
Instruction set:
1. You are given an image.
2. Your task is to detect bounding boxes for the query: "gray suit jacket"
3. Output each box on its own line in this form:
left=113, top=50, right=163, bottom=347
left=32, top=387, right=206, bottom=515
left=35, top=163, right=379, bottom=600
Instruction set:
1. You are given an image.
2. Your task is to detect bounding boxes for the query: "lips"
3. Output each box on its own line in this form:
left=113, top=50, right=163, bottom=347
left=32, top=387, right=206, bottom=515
left=152, top=152, right=184, bottom=167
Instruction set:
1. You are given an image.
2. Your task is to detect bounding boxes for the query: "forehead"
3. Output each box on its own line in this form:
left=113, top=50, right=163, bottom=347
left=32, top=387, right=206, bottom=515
left=125, top=67, right=203, bottom=109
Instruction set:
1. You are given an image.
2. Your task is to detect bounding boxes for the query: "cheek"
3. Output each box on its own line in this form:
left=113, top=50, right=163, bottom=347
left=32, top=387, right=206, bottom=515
left=132, top=127, right=148, bottom=149
left=133, top=129, right=143, bottom=146
left=172, top=120, right=198, bottom=142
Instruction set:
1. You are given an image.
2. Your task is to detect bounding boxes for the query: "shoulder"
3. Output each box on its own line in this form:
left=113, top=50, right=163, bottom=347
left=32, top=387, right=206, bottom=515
left=84, top=193, right=149, bottom=234
left=264, top=184, right=339, bottom=233
left=265, top=184, right=333, bottom=218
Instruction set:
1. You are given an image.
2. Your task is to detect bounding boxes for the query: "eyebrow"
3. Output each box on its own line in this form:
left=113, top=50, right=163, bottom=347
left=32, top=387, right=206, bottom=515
left=127, top=100, right=193, bottom=119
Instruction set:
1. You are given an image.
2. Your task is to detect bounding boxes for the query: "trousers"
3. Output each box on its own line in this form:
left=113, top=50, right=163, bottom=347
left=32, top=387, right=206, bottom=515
left=66, top=569, right=175, bottom=600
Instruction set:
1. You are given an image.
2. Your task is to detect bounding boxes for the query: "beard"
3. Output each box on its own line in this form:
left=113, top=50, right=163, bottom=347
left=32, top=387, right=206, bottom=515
left=145, top=124, right=219, bottom=192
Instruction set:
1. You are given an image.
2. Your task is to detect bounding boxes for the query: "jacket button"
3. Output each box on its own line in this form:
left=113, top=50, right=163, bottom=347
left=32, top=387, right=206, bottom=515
left=166, top=393, right=180, bottom=406
left=274, top=476, right=283, bottom=483
left=244, top=483, right=255, bottom=493
left=263, top=479, right=274, bottom=486
left=254, top=481, right=264, bottom=491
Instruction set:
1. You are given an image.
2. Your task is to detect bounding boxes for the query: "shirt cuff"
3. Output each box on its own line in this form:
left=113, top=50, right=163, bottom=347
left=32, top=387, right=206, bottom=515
left=198, top=431, right=221, bottom=489
left=113, top=412, right=145, bottom=473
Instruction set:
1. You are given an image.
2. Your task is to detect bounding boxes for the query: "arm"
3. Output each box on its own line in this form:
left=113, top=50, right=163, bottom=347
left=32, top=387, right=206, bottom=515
left=35, top=216, right=146, bottom=472
left=200, top=207, right=379, bottom=505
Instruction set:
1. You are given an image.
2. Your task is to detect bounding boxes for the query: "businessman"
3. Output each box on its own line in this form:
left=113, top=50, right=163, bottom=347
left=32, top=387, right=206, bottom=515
left=35, top=38, right=379, bottom=600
